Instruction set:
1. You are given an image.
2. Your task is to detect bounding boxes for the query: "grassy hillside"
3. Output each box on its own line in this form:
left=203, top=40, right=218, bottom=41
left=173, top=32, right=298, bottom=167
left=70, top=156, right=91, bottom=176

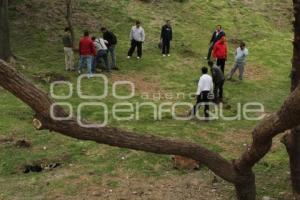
left=0, top=0, right=294, bottom=199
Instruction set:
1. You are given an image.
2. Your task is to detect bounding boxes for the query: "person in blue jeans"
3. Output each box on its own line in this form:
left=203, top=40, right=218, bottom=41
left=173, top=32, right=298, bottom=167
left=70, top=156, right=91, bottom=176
left=101, top=27, right=119, bottom=70
left=92, top=37, right=110, bottom=72
left=78, top=31, right=96, bottom=78
left=78, top=56, right=93, bottom=76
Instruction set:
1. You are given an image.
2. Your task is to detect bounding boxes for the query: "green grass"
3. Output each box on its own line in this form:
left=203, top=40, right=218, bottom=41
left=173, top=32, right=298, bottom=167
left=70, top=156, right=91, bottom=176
left=0, top=0, right=294, bottom=199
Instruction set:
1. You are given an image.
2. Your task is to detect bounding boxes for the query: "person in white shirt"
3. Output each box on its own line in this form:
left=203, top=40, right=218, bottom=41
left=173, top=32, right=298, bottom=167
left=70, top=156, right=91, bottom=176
left=127, top=20, right=145, bottom=59
left=192, top=67, right=214, bottom=120
left=92, top=37, right=110, bottom=72
left=227, top=42, right=249, bottom=81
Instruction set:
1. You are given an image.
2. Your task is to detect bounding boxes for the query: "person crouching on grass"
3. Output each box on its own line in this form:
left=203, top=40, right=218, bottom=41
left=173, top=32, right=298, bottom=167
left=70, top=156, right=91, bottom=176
left=192, top=67, right=214, bottom=121
left=92, top=36, right=110, bottom=73
left=208, top=61, right=225, bottom=104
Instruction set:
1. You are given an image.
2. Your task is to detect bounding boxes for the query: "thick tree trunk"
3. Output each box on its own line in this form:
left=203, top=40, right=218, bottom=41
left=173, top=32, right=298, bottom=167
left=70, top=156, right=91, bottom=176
left=283, top=0, right=300, bottom=198
left=282, top=129, right=300, bottom=200
left=65, top=0, right=75, bottom=48
left=235, top=171, right=256, bottom=200
left=0, top=0, right=11, bottom=61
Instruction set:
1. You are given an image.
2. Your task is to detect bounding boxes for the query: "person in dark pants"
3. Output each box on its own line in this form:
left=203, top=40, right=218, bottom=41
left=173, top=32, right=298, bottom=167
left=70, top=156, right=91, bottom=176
left=192, top=67, right=214, bottom=120
left=212, top=36, right=228, bottom=73
left=207, top=25, right=225, bottom=61
left=92, top=37, right=110, bottom=72
left=208, top=61, right=225, bottom=103
left=101, top=27, right=118, bottom=70
left=127, top=21, right=145, bottom=59
left=161, top=20, right=173, bottom=57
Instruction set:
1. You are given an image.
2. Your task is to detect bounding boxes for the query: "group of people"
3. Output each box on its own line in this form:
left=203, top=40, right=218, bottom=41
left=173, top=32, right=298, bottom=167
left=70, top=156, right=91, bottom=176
left=62, top=26, right=118, bottom=77
left=62, top=22, right=249, bottom=120
left=62, top=20, right=173, bottom=78
left=193, top=25, right=249, bottom=120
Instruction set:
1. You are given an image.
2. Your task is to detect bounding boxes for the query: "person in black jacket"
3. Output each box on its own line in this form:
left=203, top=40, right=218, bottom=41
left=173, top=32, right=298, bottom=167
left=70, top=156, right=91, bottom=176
left=207, top=25, right=225, bottom=61
left=160, top=20, right=173, bottom=57
left=101, top=27, right=118, bottom=70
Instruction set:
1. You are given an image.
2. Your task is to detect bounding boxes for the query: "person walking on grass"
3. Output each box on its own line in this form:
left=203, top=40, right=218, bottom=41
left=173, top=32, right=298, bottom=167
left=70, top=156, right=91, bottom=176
left=62, top=27, right=74, bottom=71
left=207, top=25, right=225, bottom=61
left=101, top=27, right=119, bottom=70
left=208, top=61, right=225, bottom=104
left=192, top=67, right=214, bottom=121
left=161, top=20, right=173, bottom=57
left=127, top=20, right=145, bottom=59
left=227, top=42, right=249, bottom=81
left=212, top=36, right=228, bottom=73
left=78, top=31, right=96, bottom=78
left=92, top=37, right=110, bottom=73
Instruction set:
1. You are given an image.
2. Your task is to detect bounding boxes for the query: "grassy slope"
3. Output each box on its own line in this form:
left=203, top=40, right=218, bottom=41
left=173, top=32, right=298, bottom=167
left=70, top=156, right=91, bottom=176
left=0, top=0, right=294, bottom=199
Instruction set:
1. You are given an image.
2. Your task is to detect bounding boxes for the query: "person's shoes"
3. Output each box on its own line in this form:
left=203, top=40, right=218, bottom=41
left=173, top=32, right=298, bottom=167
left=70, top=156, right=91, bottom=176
left=78, top=70, right=81, bottom=74
left=167, top=54, right=170, bottom=57
left=127, top=56, right=131, bottom=59
left=87, top=74, right=94, bottom=79
left=163, top=54, right=166, bottom=57
left=137, top=57, right=141, bottom=59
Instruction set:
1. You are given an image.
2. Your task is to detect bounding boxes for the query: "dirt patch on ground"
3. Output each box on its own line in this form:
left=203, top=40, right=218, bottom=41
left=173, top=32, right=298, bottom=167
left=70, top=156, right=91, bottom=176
left=218, top=130, right=252, bottom=157
left=51, top=170, right=230, bottom=200
left=236, top=63, right=271, bottom=81
left=0, top=136, right=14, bottom=145
left=197, top=130, right=252, bottom=157
left=111, top=73, right=168, bottom=100
left=226, top=63, right=270, bottom=81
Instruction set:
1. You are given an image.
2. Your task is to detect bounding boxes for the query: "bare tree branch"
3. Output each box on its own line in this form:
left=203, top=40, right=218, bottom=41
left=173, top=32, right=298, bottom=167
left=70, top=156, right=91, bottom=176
left=0, top=59, right=238, bottom=183
left=2, top=58, right=300, bottom=199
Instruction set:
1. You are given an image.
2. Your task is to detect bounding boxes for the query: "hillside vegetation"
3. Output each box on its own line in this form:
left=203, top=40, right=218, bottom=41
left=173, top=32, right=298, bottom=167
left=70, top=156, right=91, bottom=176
left=0, top=0, right=295, bottom=199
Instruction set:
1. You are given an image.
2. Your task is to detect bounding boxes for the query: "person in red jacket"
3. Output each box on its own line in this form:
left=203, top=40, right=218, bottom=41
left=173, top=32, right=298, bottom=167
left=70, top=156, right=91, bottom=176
left=78, top=30, right=96, bottom=78
left=212, top=36, right=228, bottom=73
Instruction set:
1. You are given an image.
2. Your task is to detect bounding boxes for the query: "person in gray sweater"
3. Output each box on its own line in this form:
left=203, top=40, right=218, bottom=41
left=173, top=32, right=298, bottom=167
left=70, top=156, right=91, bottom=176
left=208, top=61, right=225, bottom=103
left=127, top=20, right=145, bottom=59
left=227, top=42, right=249, bottom=81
